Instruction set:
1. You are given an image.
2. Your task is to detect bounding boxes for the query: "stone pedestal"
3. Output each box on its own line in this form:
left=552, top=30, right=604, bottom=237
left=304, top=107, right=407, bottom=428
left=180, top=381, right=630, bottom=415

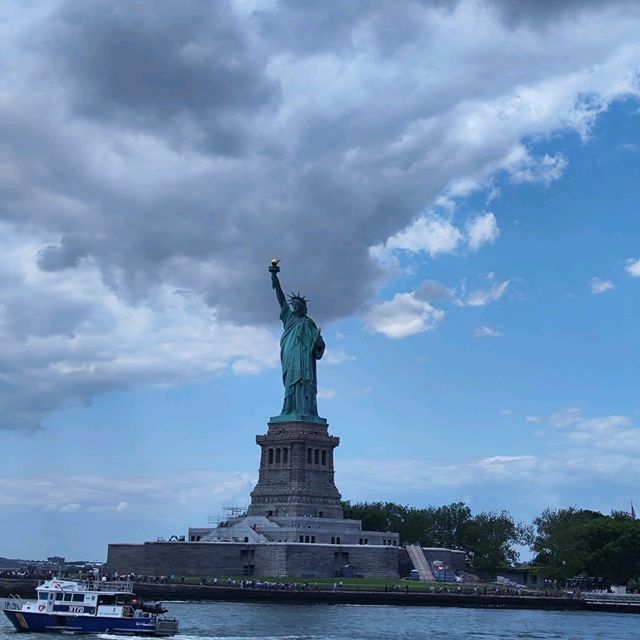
left=247, top=418, right=343, bottom=519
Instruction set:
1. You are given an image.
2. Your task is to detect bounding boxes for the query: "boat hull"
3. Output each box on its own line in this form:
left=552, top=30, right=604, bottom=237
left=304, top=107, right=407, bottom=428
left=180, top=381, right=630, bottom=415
left=3, top=609, right=178, bottom=635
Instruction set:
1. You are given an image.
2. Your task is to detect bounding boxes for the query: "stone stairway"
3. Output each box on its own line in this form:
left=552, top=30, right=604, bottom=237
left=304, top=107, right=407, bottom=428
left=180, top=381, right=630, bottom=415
left=406, top=544, right=434, bottom=581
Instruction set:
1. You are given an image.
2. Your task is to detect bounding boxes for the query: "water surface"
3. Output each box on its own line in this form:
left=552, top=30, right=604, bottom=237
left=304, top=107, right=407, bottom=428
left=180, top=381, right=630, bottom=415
left=2, top=601, right=639, bottom=640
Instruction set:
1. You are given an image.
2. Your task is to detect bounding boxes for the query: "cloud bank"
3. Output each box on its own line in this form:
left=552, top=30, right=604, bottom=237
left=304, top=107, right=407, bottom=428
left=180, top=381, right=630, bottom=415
left=1, top=0, right=640, bottom=428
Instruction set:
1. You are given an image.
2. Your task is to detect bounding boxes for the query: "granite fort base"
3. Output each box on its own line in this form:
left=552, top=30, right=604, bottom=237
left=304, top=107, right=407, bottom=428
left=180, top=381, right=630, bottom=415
left=104, top=418, right=471, bottom=578
left=106, top=418, right=405, bottom=578
left=106, top=541, right=403, bottom=579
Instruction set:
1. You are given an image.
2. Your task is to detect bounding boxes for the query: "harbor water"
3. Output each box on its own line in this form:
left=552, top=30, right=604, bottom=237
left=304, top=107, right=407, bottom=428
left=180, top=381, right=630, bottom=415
left=2, top=600, right=639, bottom=640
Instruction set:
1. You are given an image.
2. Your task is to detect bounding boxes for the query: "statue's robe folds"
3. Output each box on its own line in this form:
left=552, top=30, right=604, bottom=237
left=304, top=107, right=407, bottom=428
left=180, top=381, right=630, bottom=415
left=279, top=305, right=324, bottom=417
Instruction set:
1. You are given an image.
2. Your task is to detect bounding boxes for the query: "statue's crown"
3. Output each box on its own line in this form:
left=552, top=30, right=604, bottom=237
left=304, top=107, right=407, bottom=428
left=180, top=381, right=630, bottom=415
left=287, top=291, right=308, bottom=305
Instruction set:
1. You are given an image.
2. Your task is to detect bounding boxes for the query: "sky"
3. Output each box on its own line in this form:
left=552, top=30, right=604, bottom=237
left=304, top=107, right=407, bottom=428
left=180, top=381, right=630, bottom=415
left=1, top=0, right=640, bottom=562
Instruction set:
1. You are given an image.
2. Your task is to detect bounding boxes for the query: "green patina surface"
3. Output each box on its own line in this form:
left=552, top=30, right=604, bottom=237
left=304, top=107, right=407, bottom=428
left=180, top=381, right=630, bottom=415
left=269, top=413, right=327, bottom=424
left=269, top=262, right=325, bottom=421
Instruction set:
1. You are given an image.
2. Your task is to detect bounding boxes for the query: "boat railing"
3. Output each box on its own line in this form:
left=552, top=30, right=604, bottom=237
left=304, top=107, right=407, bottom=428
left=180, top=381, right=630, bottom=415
left=77, top=579, right=134, bottom=593
left=1, top=595, right=23, bottom=611
left=584, top=592, right=640, bottom=605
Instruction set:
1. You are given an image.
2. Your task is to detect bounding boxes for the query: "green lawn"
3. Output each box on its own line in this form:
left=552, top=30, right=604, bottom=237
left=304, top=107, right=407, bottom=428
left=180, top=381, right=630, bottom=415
left=172, top=575, right=504, bottom=593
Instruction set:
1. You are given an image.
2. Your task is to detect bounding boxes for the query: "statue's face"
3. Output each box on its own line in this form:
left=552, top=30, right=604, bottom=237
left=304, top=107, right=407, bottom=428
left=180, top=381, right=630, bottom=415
left=291, top=299, right=306, bottom=316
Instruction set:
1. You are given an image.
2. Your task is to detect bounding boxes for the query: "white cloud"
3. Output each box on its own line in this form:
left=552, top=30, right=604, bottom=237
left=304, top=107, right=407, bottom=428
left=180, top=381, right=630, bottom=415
left=625, top=258, right=640, bottom=277
left=0, top=226, right=279, bottom=430
left=474, top=325, right=502, bottom=337
left=88, top=501, right=128, bottom=513
left=318, top=387, right=336, bottom=399
left=58, top=504, right=82, bottom=513
left=356, top=386, right=374, bottom=395
left=507, top=150, right=568, bottom=186
left=590, top=277, right=615, bottom=293
left=466, top=212, right=500, bottom=250
left=365, top=293, right=445, bottom=338
left=566, top=414, right=637, bottom=452
left=477, top=455, right=538, bottom=471
left=549, top=407, right=583, bottom=428
left=340, top=453, right=544, bottom=498
left=323, top=349, right=356, bottom=365
left=543, top=408, right=639, bottom=454
left=232, top=359, right=267, bottom=375
left=383, top=210, right=500, bottom=258
left=338, top=420, right=640, bottom=512
left=385, top=215, right=462, bottom=256
left=462, top=278, right=510, bottom=307
left=0, top=470, right=255, bottom=517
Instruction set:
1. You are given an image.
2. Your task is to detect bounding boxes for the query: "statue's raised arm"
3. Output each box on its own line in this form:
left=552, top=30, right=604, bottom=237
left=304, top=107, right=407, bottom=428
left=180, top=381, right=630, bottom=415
left=267, top=259, right=325, bottom=422
left=269, top=258, right=287, bottom=309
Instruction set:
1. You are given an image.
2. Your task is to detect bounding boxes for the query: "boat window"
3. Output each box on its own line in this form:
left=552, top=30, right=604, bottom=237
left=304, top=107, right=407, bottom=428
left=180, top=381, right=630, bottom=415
left=49, top=593, right=55, bottom=600
left=72, top=594, right=84, bottom=602
left=38, top=593, right=47, bottom=600
left=63, top=593, right=72, bottom=601
left=55, top=593, right=64, bottom=601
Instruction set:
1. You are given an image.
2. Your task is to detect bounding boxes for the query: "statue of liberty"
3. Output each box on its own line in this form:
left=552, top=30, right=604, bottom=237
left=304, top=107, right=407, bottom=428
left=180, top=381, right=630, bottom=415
left=269, top=259, right=325, bottom=420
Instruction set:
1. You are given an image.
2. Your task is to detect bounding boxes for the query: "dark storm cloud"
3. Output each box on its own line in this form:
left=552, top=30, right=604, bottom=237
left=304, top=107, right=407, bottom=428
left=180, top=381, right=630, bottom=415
left=1, top=2, right=406, bottom=322
left=2, top=0, right=404, bottom=324
left=37, top=235, right=92, bottom=271
left=52, top=2, right=277, bottom=117
left=489, top=0, right=640, bottom=28
left=2, top=0, right=637, bottom=324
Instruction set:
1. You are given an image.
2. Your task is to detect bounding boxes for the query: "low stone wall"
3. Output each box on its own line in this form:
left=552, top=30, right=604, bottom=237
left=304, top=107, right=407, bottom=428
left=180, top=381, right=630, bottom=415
left=105, top=541, right=400, bottom=579
left=281, top=544, right=399, bottom=578
left=422, top=548, right=466, bottom=571
left=106, top=542, right=248, bottom=576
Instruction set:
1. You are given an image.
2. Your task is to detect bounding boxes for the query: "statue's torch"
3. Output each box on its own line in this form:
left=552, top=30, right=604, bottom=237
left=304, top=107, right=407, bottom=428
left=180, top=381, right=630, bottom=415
left=269, top=258, right=281, bottom=288
left=269, top=258, right=281, bottom=274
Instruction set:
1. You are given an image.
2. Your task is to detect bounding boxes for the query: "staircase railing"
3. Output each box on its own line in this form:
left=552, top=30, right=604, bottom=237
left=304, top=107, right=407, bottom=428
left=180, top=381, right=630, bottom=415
left=406, top=544, right=434, bottom=581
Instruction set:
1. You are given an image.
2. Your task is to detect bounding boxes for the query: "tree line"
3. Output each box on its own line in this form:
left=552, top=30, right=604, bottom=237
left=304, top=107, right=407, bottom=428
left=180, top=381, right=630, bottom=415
left=341, top=501, right=640, bottom=583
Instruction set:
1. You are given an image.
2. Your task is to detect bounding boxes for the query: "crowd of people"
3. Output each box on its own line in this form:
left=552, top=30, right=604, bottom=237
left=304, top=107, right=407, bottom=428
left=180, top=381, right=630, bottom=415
left=0, top=569, right=55, bottom=580
left=0, top=569, right=571, bottom=598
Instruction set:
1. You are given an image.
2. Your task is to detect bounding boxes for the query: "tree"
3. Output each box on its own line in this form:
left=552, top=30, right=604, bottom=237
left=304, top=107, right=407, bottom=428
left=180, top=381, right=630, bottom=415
left=341, top=501, right=409, bottom=534
left=342, top=501, right=473, bottom=547
left=531, top=507, right=604, bottom=580
left=465, top=510, right=530, bottom=575
left=428, top=503, right=473, bottom=549
left=584, top=517, right=640, bottom=584
left=342, top=500, right=527, bottom=573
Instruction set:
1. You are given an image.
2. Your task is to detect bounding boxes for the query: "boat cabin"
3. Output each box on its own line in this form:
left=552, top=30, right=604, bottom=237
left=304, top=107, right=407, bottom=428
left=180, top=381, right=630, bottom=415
left=29, top=579, right=135, bottom=617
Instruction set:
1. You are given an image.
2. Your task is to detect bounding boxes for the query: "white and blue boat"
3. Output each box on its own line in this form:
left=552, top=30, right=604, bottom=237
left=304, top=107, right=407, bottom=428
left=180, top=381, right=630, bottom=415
left=2, top=578, right=178, bottom=635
